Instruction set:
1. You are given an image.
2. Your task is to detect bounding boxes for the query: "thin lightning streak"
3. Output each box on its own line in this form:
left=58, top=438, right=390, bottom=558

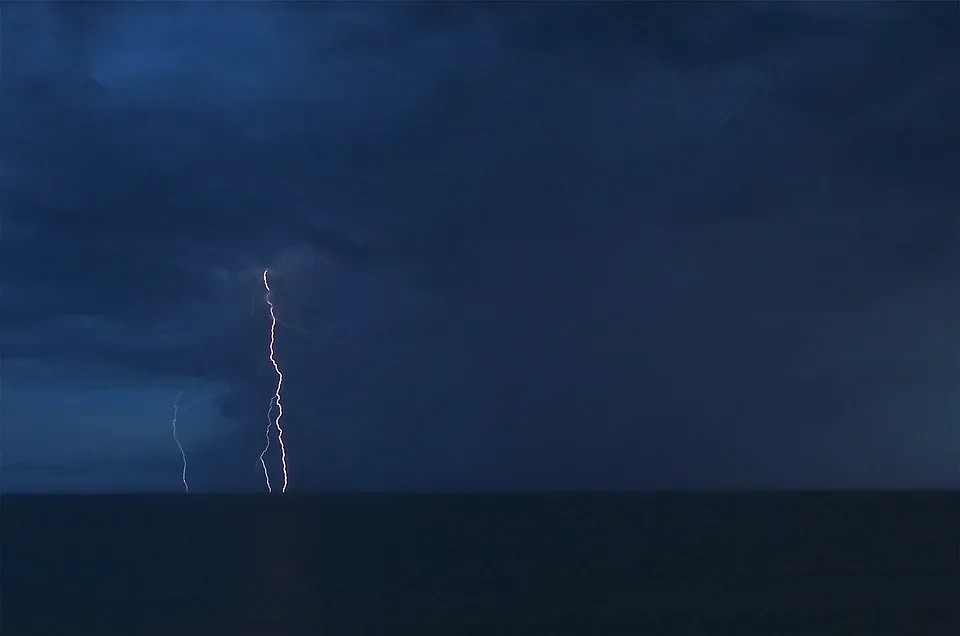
left=260, top=269, right=288, bottom=493
left=276, top=317, right=313, bottom=337
left=258, top=395, right=274, bottom=493
left=171, top=390, right=189, bottom=493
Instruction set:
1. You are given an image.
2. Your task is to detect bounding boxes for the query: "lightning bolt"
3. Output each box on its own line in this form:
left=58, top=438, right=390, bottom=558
left=258, top=396, right=274, bottom=493
left=171, top=390, right=189, bottom=493
left=258, top=269, right=288, bottom=493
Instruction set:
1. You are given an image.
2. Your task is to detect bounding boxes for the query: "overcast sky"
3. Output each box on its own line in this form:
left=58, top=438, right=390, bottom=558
left=2, top=2, right=958, bottom=492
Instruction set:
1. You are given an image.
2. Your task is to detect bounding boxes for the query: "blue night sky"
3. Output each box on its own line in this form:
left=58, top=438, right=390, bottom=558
left=2, top=2, right=958, bottom=492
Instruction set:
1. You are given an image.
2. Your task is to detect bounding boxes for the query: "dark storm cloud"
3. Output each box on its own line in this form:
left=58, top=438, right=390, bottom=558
left=327, top=2, right=960, bottom=488
left=2, top=3, right=430, bottom=367
left=3, top=2, right=957, bottom=489
left=375, top=3, right=957, bottom=315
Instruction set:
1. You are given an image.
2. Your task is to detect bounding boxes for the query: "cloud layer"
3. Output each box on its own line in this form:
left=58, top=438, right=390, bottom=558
left=3, top=3, right=958, bottom=490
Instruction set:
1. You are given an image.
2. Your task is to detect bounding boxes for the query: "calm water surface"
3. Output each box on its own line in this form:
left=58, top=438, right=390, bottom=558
left=4, top=492, right=960, bottom=634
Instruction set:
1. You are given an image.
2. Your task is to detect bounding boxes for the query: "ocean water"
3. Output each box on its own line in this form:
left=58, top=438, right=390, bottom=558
left=3, top=492, right=960, bottom=635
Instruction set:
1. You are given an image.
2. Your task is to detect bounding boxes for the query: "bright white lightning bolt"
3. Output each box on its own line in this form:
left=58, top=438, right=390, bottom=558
left=258, top=269, right=288, bottom=493
left=171, top=390, right=189, bottom=493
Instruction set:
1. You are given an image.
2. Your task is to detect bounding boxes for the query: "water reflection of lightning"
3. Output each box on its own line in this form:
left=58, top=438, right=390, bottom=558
left=258, top=269, right=289, bottom=493
left=171, top=390, right=189, bottom=493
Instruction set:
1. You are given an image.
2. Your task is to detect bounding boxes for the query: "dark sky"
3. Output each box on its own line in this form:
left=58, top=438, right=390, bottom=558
left=3, top=2, right=958, bottom=492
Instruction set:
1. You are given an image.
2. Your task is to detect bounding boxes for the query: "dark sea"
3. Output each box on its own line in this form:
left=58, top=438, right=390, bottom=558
left=3, top=492, right=960, bottom=635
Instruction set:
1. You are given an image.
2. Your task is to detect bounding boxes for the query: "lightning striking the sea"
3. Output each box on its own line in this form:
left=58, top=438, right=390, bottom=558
left=258, top=269, right=289, bottom=493
left=171, top=390, right=189, bottom=493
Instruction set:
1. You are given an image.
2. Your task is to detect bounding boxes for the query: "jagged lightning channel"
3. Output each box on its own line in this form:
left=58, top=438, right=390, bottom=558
left=258, top=269, right=288, bottom=493
left=171, top=390, right=189, bottom=493
left=258, top=396, right=274, bottom=493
